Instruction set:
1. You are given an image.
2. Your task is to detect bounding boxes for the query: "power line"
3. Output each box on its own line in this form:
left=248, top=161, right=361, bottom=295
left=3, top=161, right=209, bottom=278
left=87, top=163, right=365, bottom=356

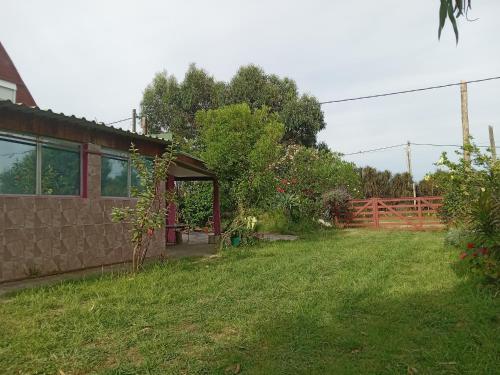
left=342, top=144, right=406, bottom=156
left=319, top=75, right=500, bottom=105
left=105, top=117, right=133, bottom=126
left=340, top=141, right=499, bottom=156
left=411, top=142, right=499, bottom=149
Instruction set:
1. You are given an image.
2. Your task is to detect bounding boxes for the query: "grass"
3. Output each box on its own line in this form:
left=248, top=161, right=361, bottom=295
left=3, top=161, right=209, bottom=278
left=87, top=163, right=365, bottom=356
left=0, top=229, right=498, bottom=374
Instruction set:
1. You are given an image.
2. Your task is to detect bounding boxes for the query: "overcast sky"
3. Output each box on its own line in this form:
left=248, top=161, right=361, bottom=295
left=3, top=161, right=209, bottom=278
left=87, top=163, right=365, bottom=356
left=2, top=1, right=499, bottom=179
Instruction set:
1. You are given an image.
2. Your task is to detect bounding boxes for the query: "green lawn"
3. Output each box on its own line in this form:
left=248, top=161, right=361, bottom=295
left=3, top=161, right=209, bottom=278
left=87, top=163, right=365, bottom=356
left=1, top=230, right=498, bottom=374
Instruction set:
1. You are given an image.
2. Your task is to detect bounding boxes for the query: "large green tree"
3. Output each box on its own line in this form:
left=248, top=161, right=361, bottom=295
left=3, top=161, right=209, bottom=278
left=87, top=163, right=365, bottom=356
left=141, top=72, right=185, bottom=136
left=141, top=64, right=223, bottom=146
left=141, top=64, right=325, bottom=149
left=196, top=103, right=284, bottom=211
left=227, top=65, right=324, bottom=147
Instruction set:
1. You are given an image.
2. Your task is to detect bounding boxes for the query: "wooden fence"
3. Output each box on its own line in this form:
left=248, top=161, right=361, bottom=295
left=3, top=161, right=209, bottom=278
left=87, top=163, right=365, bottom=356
left=334, top=196, right=444, bottom=230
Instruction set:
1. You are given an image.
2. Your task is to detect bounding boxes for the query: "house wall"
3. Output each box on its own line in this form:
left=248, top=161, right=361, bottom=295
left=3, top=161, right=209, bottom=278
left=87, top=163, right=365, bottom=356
left=0, top=139, right=166, bottom=283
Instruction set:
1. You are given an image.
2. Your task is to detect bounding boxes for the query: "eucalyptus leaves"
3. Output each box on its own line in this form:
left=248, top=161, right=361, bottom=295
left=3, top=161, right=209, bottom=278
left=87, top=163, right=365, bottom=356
left=438, top=0, right=473, bottom=43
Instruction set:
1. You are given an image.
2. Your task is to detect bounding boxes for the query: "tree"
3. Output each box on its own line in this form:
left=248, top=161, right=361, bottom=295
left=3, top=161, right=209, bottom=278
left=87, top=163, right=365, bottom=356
left=281, top=94, right=325, bottom=147
left=360, top=167, right=392, bottom=198
left=112, top=143, right=175, bottom=272
left=438, top=0, right=473, bottom=43
left=389, top=172, right=414, bottom=198
left=177, top=181, right=213, bottom=228
left=141, top=65, right=226, bottom=150
left=179, top=64, right=225, bottom=137
left=227, top=65, right=324, bottom=146
left=417, top=170, right=449, bottom=196
left=141, top=72, right=185, bottom=136
left=227, top=65, right=298, bottom=114
left=141, top=64, right=325, bottom=150
left=359, top=167, right=416, bottom=198
left=197, top=103, right=284, bottom=211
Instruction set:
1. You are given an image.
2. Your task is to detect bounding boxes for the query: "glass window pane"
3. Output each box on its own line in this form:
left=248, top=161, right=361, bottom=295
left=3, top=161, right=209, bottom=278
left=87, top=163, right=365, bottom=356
left=131, top=157, right=154, bottom=194
left=101, top=156, right=129, bottom=197
left=41, top=145, right=80, bottom=195
left=0, top=138, right=36, bottom=194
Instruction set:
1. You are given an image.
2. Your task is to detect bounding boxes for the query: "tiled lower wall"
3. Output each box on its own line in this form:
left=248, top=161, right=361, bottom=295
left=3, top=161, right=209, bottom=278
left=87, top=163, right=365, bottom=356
left=0, top=196, right=165, bottom=282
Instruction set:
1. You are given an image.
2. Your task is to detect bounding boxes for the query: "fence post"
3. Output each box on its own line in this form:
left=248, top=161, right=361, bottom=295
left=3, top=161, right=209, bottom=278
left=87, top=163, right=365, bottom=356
left=372, top=198, right=380, bottom=228
left=417, top=197, right=423, bottom=229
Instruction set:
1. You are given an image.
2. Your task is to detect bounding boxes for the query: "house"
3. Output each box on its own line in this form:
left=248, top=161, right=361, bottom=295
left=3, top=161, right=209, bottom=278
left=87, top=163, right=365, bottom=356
left=0, top=42, right=37, bottom=106
left=0, top=44, right=220, bottom=283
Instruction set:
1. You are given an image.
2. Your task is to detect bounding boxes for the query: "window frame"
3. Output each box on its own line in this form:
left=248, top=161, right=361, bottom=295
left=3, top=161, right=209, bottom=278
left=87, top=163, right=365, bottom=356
left=0, top=130, right=82, bottom=197
left=100, top=148, right=155, bottom=198
left=100, top=148, right=132, bottom=198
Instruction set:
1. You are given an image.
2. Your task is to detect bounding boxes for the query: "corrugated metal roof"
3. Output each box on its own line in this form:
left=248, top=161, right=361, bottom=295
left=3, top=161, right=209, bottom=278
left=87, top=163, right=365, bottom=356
left=0, top=99, right=169, bottom=145
left=0, top=99, right=215, bottom=178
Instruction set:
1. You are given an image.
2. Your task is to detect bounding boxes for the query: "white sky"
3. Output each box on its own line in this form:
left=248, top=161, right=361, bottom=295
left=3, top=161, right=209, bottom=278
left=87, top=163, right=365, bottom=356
left=2, top=0, right=499, bottom=179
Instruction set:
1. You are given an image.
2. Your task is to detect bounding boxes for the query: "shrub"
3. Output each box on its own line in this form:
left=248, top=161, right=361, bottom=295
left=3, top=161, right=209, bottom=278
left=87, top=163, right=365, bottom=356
left=444, top=227, right=472, bottom=248
left=197, top=103, right=284, bottom=213
left=322, top=187, right=352, bottom=223
left=112, top=144, right=175, bottom=272
left=177, top=182, right=213, bottom=228
left=271, top=145, right=360, bottom=223
left=439, top=143, right=499, bottom=280
left=458, top=242, right=499, bottom=281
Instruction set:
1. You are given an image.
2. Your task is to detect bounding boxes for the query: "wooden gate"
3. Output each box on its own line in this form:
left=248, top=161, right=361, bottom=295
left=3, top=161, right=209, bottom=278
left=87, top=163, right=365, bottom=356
left=335, top=196, right=444, bottom=230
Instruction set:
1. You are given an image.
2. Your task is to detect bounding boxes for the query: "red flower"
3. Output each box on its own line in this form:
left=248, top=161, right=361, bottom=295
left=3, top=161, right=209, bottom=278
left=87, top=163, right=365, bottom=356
left=280, top=178, right=288, bottom=185
left=472, top=252, right=478, bottom=258
left=147, top=228, right=154, bottom=237
left=467, top=243, right=475, bottom=249
left=479, top=248, right=489, bottom=255
left=459, top=252, right=468, bottom=260
left=276, top=187, right=285, bottom=193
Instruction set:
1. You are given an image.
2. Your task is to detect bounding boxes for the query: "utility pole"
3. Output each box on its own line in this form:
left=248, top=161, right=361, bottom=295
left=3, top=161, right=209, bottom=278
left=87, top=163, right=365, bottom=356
left=406, top=141, right=417, bottom=203
left=132, top=109, right=137, bottom=133
left=460, top=81, right=470, bottom=161
left=489, top=125, right=497, bottom=162
left=141, top=116, right=148, bottom=135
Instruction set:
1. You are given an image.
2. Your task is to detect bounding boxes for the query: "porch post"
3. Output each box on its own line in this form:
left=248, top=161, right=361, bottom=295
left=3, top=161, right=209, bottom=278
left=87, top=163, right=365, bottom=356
left=166, top=175, right=176, bottom=244
left=213, top=179, right=221, bottom=236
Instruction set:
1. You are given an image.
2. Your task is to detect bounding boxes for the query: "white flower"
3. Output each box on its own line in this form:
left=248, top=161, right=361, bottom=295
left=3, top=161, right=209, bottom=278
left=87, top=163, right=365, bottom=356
left=245, top=216, right=257, bottom=230
left=481, top=187, right=486, bottom=192
left=318, top=219, right=332, bottom=227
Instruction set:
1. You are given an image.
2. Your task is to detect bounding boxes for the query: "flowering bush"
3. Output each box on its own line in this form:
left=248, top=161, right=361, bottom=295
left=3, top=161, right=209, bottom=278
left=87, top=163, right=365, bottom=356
left=271, top=144, right=360, bottom=224
left=458, top=243, right=498, bottom=280
left=322, top=187, right=353, bottom=225
left=439, top=142, right=499, bottom=281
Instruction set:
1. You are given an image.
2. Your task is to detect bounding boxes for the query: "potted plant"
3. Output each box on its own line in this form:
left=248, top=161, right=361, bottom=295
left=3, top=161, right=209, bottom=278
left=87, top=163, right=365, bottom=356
left=230, top=231, right=242, bottom=247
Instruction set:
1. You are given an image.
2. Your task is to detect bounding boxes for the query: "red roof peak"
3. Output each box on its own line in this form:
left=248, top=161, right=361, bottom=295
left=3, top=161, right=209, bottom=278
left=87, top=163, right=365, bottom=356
left=0, top=41, right=36, bottom=107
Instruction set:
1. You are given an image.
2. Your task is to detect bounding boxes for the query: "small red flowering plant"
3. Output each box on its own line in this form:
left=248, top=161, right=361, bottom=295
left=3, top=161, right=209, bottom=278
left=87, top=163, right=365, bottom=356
left=459, top=242, right=497, bottom=277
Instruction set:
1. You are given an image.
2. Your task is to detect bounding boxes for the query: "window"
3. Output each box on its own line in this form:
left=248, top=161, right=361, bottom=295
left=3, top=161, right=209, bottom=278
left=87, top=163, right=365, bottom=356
left=0, top=79, right=17, bottom=102
left=0, top=136, right=36, bottom=194
left=42, top=144, right=80, bottom=195
left=0, top=132, right=81, bottom=195
left=101, top=149, right=155, bottom=197
left=131, top=157, right=154, bottom=194
left=101, top=150, right=129, bottom=197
